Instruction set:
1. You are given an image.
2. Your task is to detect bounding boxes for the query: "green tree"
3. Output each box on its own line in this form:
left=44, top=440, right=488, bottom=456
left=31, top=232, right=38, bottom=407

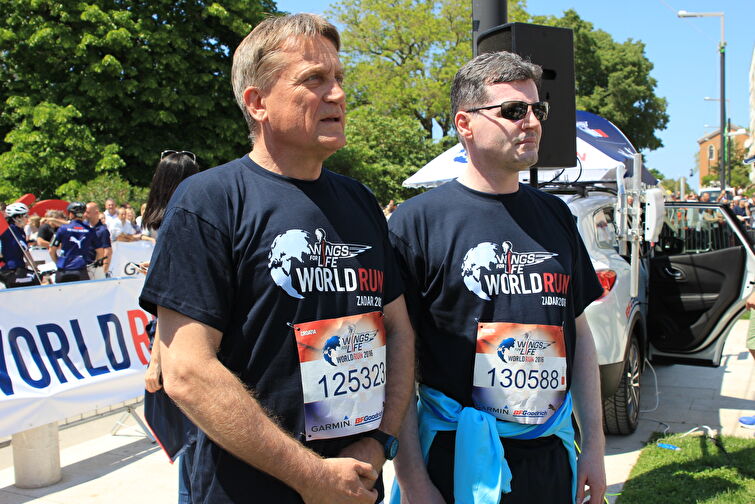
left=328, top=0, right=529, bottom=137
left=532, top=10, right=669, bottom=152
left=0, top=97, right=124, bottom=200
left=57, top=173, right=148, bottom=210
left=0, top=0, right=276, bottom=199
left=325, top=105, right=448, bottom=204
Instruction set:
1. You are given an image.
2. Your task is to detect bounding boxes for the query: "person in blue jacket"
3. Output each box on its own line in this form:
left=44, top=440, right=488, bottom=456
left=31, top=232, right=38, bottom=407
left=50, top=201, right=96, bottom=283
left=0, top=202, right=39, bottom=288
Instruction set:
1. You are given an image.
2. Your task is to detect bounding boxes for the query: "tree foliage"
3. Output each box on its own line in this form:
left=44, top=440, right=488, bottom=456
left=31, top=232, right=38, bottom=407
left=532, top=10, right=669, bottom=152
left=325, top=105, right=449, bottom=204
left=331, top=1, right=668, bottom=155
left=329, top=0, right=528, bottom=137
left=57, top=173, right=149, bottom=210
left=0, top=0, right=276, bottom=201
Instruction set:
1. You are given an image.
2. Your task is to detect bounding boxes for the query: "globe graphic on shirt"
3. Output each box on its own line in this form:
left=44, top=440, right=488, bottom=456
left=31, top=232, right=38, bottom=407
left=268, top=229, right=311, bottom=299
left=461, top=241, right=500, bottom=301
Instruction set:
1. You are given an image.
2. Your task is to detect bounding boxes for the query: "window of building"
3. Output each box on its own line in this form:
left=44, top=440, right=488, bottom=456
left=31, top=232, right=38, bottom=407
left=708, top=144, right=716, bottom=161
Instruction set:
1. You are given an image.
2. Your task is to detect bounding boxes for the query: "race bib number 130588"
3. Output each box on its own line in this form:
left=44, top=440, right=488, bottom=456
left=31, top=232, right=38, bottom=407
left=472, top=322, right=567, bottom=425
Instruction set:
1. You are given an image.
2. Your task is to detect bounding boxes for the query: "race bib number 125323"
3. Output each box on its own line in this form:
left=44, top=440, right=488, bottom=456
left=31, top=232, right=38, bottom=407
left=295, top=311, right=386, bottom=440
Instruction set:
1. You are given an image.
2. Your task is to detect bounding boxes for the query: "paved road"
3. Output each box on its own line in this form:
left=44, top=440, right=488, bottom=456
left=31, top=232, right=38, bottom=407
left=1, top=321, right=752, bottom=503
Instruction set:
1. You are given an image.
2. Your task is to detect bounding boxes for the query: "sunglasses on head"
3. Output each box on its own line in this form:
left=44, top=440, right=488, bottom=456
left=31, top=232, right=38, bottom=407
left=465, top=100, right=549, bottom=122
left=160, top=150, right=197, bottom=162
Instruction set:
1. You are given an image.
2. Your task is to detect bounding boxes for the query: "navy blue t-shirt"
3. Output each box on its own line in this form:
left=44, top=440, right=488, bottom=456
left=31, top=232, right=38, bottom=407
left=53, top=219, right=96, bottom=271
left=86, top=221, right=111, bottom=263
left=0, top=222, right=27, bottom=270
left=139, top=155, right=402, bottom=503
left=388, top=180, right=603, bottom=407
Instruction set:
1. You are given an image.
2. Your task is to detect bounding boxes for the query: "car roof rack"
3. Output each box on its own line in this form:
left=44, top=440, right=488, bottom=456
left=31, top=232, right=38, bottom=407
left=537, top=181, right=618, bottom=197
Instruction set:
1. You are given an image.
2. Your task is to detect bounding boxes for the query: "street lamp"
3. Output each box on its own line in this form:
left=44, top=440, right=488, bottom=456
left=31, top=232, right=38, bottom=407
left=678, top=10, right=726, bottom=190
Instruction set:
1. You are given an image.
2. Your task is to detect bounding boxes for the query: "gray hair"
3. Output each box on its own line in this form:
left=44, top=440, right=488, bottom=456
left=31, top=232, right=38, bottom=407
left=231, top=14, right=340, bottom=144
left=450, top=51, right=542, bottom=119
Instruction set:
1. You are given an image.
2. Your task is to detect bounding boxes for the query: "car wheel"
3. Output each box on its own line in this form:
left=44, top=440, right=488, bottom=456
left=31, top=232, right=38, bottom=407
left=602, top=336, right=641, bottom=435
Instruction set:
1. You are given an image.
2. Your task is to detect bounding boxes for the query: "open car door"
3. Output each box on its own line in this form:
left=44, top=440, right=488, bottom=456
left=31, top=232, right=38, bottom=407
left=647, top=202, right=755, bottom=366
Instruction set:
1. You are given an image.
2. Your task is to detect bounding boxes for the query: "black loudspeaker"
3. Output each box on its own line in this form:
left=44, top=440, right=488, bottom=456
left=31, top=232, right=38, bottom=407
left=477, top=23, right=576, bottom=168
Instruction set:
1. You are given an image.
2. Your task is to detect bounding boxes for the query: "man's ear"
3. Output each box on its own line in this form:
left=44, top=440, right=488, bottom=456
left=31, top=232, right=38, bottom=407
left=455, top=110, right=473, bottom=143
left=243, top=86, right=267, bottom=123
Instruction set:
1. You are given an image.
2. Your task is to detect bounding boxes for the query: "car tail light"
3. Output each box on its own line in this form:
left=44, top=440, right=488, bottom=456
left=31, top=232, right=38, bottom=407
left=595, top=269, right=617, bottom=299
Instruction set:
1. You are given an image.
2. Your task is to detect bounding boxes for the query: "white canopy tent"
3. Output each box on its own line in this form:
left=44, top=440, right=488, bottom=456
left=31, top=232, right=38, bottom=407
left=402, top=137, right=627, bottom=188
left=403, top=111, right=657, bottom=189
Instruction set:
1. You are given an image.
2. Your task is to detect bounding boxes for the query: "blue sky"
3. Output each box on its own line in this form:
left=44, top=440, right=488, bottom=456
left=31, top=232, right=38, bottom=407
left=276, top=0, right=753, bottom=189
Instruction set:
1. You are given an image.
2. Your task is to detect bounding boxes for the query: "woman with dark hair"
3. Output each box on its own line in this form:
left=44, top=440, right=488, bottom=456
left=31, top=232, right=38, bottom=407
left=141, top=150, right=200, bottom=504
left=141, top=150, right=201, bottom=238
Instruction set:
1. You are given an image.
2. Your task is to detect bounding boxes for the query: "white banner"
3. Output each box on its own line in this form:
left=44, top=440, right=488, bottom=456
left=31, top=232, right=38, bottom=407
left=18, top=242, right=155, bottom=279
left=0, top=277, right=152, bottom=437
left=110, top=240, right=155, bottom=278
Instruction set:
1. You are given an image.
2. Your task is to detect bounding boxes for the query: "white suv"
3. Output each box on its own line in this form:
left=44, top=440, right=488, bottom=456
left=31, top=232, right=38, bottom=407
left=547, top=185, right=754, bottom=435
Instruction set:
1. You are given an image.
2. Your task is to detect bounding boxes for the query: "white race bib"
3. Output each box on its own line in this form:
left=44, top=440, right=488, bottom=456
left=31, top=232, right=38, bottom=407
left=472, top=322, right=567, bottom=424
left=295, top=311, right=386, bottom=440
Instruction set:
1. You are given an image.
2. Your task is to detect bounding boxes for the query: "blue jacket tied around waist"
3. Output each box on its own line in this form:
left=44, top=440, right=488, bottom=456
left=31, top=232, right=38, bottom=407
left=390, top=385, right=577, bottom=504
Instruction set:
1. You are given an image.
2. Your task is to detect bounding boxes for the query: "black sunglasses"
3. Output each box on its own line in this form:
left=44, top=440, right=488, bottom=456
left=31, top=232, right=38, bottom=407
left=160, top=150, right=197, bottom=162
left=465, top=100, right=549, bottom=122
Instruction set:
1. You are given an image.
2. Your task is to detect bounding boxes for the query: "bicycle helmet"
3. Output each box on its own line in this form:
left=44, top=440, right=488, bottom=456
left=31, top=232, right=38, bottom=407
left=66, top=201, right=86, bottom=217
left=5, top=202, right=29, bottom=218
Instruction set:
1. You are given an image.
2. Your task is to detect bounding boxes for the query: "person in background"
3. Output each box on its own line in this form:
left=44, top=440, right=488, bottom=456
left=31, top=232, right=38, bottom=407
left=140, top=149, right=201, bottom=504
left=103, top=198, right=119, bottom=226
left=126, top=207, right=140, bottom=233
left=49, top=202, right=97, bottom=283
left=25, top=214, right=40, bottom=243
left=383, top=199, right=397, bottom=219
left=36, top=210, right=65, bottom=247
left=84, top=202, right=112, bottom=279
left=0, top=203, right=39, bottom=288
left=109, top=207, right=140, bottom=242
left=136, top=203, right=147, bottom=233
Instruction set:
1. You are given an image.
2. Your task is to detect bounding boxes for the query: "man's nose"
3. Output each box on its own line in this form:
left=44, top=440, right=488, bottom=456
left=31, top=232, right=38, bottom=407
left=325, top=78, right=346, bottom=103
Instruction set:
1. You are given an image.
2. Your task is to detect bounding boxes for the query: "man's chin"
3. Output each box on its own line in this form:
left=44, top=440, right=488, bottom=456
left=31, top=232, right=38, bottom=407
left=514, top=154, right=538, bottom=171
left=319, top=135, right=346, bottom=154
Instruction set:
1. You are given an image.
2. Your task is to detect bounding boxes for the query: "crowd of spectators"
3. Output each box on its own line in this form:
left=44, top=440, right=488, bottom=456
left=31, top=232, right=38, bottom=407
left=16, top=201, right=154, bottom=248
left=667, top=186, right=755, bottom=230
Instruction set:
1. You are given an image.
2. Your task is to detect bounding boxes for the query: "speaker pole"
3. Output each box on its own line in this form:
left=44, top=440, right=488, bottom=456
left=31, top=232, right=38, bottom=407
left=472, top=1, right=507, bottom=57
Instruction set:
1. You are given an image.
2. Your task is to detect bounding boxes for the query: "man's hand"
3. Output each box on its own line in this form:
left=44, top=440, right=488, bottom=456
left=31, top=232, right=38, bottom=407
left=338, top=437, right=386, bottom=488
left=299, top=457, right=378, bottom=504
left=745, top=291, right=755, bottom=310
left=144, top=358, right=162, bottom=393
left=575, top=443, right=606, bottom=504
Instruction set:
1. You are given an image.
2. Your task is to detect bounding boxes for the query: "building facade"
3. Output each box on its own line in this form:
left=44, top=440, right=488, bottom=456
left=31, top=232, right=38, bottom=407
left=697, top=127, right=750, bottom=187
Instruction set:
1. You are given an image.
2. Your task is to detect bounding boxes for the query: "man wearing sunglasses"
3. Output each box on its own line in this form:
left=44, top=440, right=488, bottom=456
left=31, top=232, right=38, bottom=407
left=139, top=13, right=414, bottom=504
left=388, top=51, right=606, bottom=503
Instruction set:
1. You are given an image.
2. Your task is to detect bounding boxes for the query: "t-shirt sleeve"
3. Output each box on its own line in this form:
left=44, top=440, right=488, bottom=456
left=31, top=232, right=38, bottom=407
left=38, top=225, right=53, bottom=242
left=387, top=212, right=425, bottom=330
left=566, top=210, right=603, bottom=317
left=139, top=207, right=234, bottom=332
left=99, top=227, right=111, bottom=248
left=51, top=227, right=64, bottom=247
left=374, top=202, right=404, bottom=306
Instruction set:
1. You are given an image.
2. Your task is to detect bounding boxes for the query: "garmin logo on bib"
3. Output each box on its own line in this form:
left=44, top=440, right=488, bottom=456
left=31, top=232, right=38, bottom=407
left=461, top=240, right=567, bottom=302
left=268, top=228, right=381, bottom=299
